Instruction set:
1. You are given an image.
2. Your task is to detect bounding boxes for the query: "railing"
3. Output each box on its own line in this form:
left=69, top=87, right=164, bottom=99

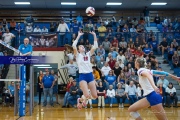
left=10, top=31, right=180, bottom=48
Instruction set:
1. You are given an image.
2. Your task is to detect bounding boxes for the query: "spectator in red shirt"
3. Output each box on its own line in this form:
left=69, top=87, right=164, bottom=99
left=108, top=57, right=116, bottom=69
left=62, top=77, right=73, bottom=108
left=111, top=37, right=119, bottom=48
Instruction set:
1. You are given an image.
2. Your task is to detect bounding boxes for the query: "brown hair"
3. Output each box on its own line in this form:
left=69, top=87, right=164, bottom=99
left=136, top=58, right=147, bottom=68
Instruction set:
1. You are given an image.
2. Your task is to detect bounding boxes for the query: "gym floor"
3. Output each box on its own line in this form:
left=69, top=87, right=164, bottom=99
left=0, top=104, right=180, bottom=120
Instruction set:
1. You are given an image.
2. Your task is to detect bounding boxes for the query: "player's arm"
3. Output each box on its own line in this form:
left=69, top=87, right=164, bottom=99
left=72, top=31, right=83, bottom=56
left=151, top=70, right=180, bottom=82
left=90, top=31, right=98, bottom=56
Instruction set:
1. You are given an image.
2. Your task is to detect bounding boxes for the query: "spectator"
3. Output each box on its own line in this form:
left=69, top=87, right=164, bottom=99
left=39, top=36, right=46, bottom=47
left=96, top=57, right=105, bottom=69
left=60, top=59, right=78, bottom=79
left=57, top=19, right=70, bottom=46
left=62, top=77, right=73, bottom=108
left=96, top=45, right=105, bottom=58
left=26, top=25, right=33, bottom=33
left=105, top=70, right=116, bottom=89
left=106, top=85, right=115, bottom=107
left=97, top=81, right=106, bottom=108
left=150, top=37, right=159, bottom=54
left=24, top=15, right=34, bottom=26
left=115, top=83, right=126, bottom=108
left=168, top=44, right=175, bottom=61
left=15, top=23, right=23, bottom=33
left=102, top=38, right=111, bottom=56
left=129, top=71, right=138, bottom=84
left=130, top=25, right=137, bottom=32
left=143, top=6, right=150, bottom=27
left=101, top=62, right=111, bottom=76
left=113, top=62, right=122, bottom=77
left=157, top=76, right=169, bottom=89
left=0, top=25, right=5, bottom=39
left=172, top=51, right=180, bottom=68
left=158, top=83, right=166, bottom=106
left=106, top=53, right=112, bottom=62
left=37, top=71, right=44, bottom=105
left=131, top=18, right=138, bottom=28
left=95, top=52, right=102, bottom=62
left=171, top=39, right=179, bottom=50
left=67, top=80, right=80, bottom=108
left=42, top=26, right=48, bottom=32
left=143, top=44, right=152, bottom=56
left=108, top=56, right=116, bottom=69
left=116, top=51, right=126, bottom=64
left=125, top=81, right=137, bottom=105
left=136, top=84, right=143, bottom=100
left=119, top=59, right=125, bottom=69
left=118, top=17, right=125, bottom=30
left=51, top=70, right=59, bottom=105
left=92, top=66, right=101, bottom=83
left=154, top=14, right=161, bottom=25
left=119, top=37, right=127, bottom=48
left=42, top=69, right=55, bottom=107
left=91, top=58, right=96, bottom=67
left=98, top=23, right=107, bottom=44
left=9, top=19, right=16, bottom=31
left=83, top=24, right=90, bottom=41
left=71, top=20, right=80, bottom=35
left=49, top=22, right=55, bottom=32
left=88, top=20, right=93, bottom=29
left=2, top=29, right=15, bottom=46
left=76, top=13, right=83, bottom=25
left=34, top=26, right=41, bottom=32
left=166, top=83, right=178, bottom=108
left=111, top=37, right=119, bottom=48
left=2, top=18, right=8, bottom=30
left=109, top=48, right=118, bottom=59
left=104, top=18, right=109, bottom=26
left=8, top=81, right=14, bottom=105
left=158, top=38, right=168, bottom=57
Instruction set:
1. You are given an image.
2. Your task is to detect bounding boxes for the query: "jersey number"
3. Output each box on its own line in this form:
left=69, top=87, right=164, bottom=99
left=83, top=56, right=88, bottom=61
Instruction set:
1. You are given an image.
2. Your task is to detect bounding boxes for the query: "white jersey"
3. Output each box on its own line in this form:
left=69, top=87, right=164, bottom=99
left=76, top=51, right=92, bottom=73
left=137, top=68, right=154, bottom=96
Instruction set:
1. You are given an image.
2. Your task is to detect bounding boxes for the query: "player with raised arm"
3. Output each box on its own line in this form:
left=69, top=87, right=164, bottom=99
left=128, top=58, right=180, bottom=120
left=72, top=31, right=98, bottom=109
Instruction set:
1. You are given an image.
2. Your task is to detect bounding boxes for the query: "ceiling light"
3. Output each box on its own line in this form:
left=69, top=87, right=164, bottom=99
left=61, top=2, right=76, bottom=5
left=37, top=67, right=52, bottom=68
left=33, top=64, right=50, bottom=67
left=106, top=2, right=122, bottom=5
left=151, top=3, right=167, bottom=5
left=14, top=2, right=30, bottom=5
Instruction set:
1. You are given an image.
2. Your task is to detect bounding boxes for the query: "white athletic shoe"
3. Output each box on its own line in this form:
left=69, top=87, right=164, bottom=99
left=110, top=104, right=112, bottom=107
left=122, top=103, right=124, bottom=108
left=119, top=104, right=121, bottom=108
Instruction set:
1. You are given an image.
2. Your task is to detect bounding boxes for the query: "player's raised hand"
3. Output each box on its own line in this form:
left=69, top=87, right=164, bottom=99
left=78, top=31, right=84, bottom=36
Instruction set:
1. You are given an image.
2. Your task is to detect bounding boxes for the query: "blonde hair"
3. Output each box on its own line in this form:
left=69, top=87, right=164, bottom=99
left=136, top=57, right=147, bottom=68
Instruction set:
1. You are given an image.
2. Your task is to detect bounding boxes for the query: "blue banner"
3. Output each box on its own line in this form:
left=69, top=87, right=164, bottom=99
left=19, top=65, right=26, bottom=117
left=0, top=56, right=51, bottom=64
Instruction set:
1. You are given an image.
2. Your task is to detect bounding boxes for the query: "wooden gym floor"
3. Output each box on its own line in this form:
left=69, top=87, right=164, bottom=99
left=0, top=103, right=180, bottom=120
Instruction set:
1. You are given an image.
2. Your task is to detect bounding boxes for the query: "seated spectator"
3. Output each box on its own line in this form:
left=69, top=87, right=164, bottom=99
left=15, top=23, right=23, bottom=33
left=105, top=70, right=116, bottom=89
left=62, top=77, right=73, bottom=108
left=106, top=29, right=114, bottom=41
left=96, top=45, right=105, bottom=58
left=111, top=37, right=119, bottom=48
left=113, top=62, right=122, bottom=77
left=97, top=57, right=105, bottom=69
left=117, top=72, right=127, bottom=84
left=157, top=76, right=169, bottom=89
left=8, top=81, right=14, bottom=105
left=123, top=66, right=131, bottom=80
left=90, top=58, right=96, bottom=67
left=101, top=62, right=111, bottom=76
left=115, top=83, right=126, bottom=108
left=118, top=59, right=125, bottom=69
left=102, top=38, right=111, bottom=55
left=26, top=25, right=33, bottom=33
left=171, top=39, right=179, bottom=50
left=143, top=44, right=152, bottom=56
left=67, top=80, right=80, bottom=108
left=85, top=89, right=93, bottom=109
left=2, top=18, right=8, bottom=30
left=108, top=56, right=116, bottom=69
left=119, top=37, right=127, bottom=48
left=132, top=18, right=138, bottom=28
left=129, top=71, right=138, bottom=84
left=24, top=15, right=34, bottom=26
left=92, top=66, right=101, bottom=83
left=125, top=81, right=137, bottom=105
left=172, top=51, right=180, bottom=68
left=130, top=25, right=137, bottom=32
left=166, top=82, right=178, bottom=108
left=116, top=51, right=126, bottom=64
left=9, top=19, right=16, bottom=31
left=40, top=36, right=46, bottom=47
left=2, top=29, right=15, bottom=45
left=34, top=26, right=42, bottom=32
left=158, top=83, right=166, bottom=106
left=158, top=38, right=168, bottom=57
left=118, top=17, right=125, bottom=30
left=106, top=53, right=112, bottom=62
left=42, top=26, right=48, bottom=32
left=106, top=85, right=115, bottom=107
left=109, top=48, right=118, bottom=60
left=136, top=84, right=143, bottom=100
left=97, top=81, right=106, bottom=108
left=98, top=23, right=106, bottom=44
left=95, top=52, right=102, bottom=62
left=150, top=37, right=159, bottom=54
left=168, top=44, right=175, bottom=61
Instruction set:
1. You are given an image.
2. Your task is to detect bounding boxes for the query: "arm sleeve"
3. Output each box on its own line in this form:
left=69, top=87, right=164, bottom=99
left=72, top=39, right=78, bottom=48
left=60, top=64, right=68, bottom=69
left=92, top=41, right=98, bottom=50
left=151, top=70, right=169, bottom=76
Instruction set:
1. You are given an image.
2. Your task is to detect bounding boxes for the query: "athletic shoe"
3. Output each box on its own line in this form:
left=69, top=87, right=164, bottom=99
left=119, top=104, right=121, bottom=108
left=62, top=105, right=66, bottom=108
left=90, top=106, right=93, bottom=109
left=77, top=98, right=83, bottom=110
left=110, top=104, right=112, bottom=108
left=122, top=103, right=124, bottom=108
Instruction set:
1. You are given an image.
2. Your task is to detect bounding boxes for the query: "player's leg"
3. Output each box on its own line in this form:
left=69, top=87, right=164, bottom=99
left=88, top=80, right=98, bottom=99
left=151, top=103, right=168, bottom=120
left=128, top=98, right=150, bottom=120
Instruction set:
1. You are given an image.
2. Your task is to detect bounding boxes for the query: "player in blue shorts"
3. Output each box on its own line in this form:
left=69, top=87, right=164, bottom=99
left=128, top=58, right=180, bottom=120
left=72, top=31, right=98, bottom=109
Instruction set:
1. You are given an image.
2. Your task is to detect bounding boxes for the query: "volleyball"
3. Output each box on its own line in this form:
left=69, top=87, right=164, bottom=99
left=85, top=6, right=95, bottom=17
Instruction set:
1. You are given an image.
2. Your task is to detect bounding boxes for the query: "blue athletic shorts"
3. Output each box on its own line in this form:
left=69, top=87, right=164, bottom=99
left=79, top=72, right=94, bottom=83
left=146, top=91, right=162, bottom=106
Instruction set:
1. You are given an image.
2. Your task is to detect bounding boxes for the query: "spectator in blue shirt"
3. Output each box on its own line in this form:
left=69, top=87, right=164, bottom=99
left=105, top=70, right=117, bottom=89
left=8, top=81, right=14, bottom=105
left=76, top=14, right=83, bottom=25
left=143, top=44, right=152, bottom=56
left=150, top=37, right=159, bottom=55
left=168, top=44, right=175, bottom=61
left=71, top=20, right=80, bottom=35
left=109, top=48, right=118, bottom=59
left=18, top=38, right=33, bottom=82
left=95, top=52, right=102, bottom=62
left=42, top=69, right=55, bottom=107
left=15, top=23, right=23, bottom=34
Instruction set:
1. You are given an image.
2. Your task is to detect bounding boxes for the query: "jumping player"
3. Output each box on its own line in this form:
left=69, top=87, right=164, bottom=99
left=128, top=58, right=180, bottom=120
left=72, top=31, right=98, bottom=109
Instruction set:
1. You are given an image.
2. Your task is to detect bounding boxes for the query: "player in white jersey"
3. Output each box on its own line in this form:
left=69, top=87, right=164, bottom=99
left=128, top=58, right=180, bottom=120
left=72, top=31, right=98, bottom=109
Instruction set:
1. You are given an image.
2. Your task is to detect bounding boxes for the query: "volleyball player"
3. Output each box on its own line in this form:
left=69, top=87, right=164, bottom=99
left=72, top=31, right=98, bottom=109
left=128, top=58, right=180, bottom=120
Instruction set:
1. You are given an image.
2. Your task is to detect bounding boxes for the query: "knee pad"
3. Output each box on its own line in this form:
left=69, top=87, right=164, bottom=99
left=130, top=112, right=140, bottom=119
